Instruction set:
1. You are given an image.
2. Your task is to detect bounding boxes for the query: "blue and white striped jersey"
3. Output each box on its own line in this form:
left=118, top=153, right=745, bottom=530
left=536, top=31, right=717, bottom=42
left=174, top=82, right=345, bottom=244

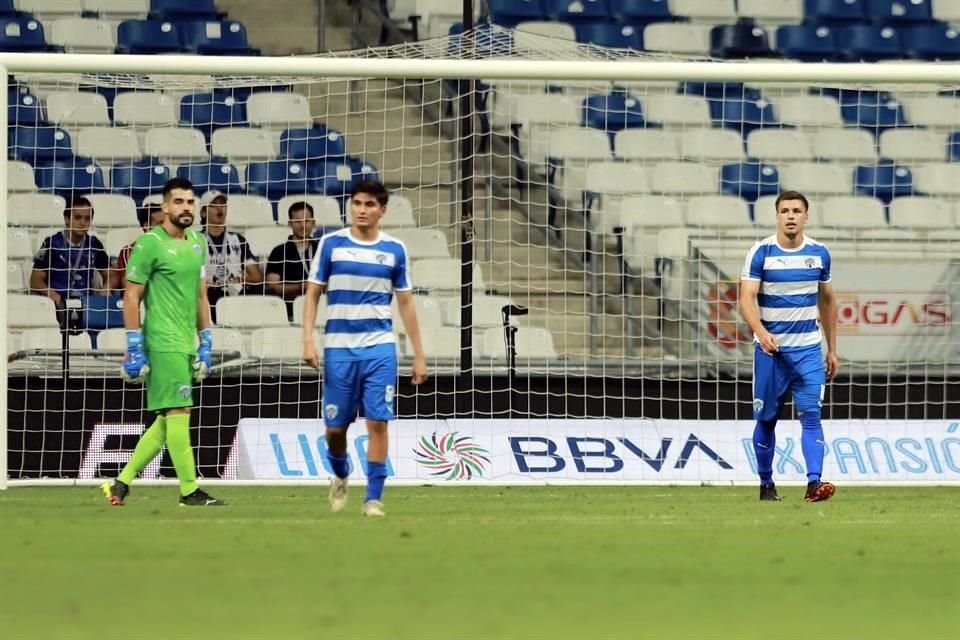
left=741, top=235, right=832, bottom=351
left=308, top=228, right=412, bottom=361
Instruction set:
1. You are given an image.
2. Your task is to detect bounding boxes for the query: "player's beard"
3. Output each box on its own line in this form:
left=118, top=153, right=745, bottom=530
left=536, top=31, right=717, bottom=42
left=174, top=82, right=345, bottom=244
left=172, top=213, right=194, bottom=229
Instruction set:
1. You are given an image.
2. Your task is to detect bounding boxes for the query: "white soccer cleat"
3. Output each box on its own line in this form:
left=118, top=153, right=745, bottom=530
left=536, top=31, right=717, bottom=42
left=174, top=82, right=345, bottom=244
left=361, top=500, right=386, bottom=517
left=328, top=477, right=348, bottom=513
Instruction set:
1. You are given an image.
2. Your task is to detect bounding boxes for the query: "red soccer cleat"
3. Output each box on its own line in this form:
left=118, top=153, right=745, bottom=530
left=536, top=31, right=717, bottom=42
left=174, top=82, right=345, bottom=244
left=804, top=481, right=836, bottom=502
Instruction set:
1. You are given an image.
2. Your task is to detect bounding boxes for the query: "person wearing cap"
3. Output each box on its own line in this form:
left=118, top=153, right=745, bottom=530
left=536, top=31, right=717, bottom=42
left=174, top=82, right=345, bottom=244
left=114, top=203, right=167, bottom=290
left=199, top=190, right=264, bottom=320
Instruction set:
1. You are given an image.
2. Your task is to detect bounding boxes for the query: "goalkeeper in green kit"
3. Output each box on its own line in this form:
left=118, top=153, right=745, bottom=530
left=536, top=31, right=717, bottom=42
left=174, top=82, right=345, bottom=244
left=102, top=178, right=225, bottom=507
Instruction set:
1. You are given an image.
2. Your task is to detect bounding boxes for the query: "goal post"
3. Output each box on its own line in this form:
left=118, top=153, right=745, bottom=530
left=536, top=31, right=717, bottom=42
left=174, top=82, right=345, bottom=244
left=3, top=28, right=960, bottom=489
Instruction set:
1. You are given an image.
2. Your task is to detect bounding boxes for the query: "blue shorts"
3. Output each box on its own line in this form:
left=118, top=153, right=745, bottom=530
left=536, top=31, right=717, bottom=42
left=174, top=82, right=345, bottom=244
left=752, top=344, right=825, bottom=421
left=322, top=355, right=398, bottom=428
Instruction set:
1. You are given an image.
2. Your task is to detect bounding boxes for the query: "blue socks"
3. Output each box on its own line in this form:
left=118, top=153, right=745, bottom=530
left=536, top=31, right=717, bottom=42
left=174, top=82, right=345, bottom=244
left=365, top=461, right=387, bottom=502
left=800, top=410, right=825, bottom=483
left=752, top=419, right=777, bottom=486
left=327, top=452, right=350, bottom=479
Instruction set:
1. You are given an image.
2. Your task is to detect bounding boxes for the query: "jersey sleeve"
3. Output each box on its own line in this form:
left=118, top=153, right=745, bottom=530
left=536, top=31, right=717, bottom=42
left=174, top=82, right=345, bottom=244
left=819, top=246, right=832, bottom=283
left=308, top=234, right=331, bottom=285
left=32, top=235, right=53, bottom=271
left=392, top=241, right=412, bottom=291
left=124, top=235, right=155, bottom=285
left=740, top=242, right=764, bottom=281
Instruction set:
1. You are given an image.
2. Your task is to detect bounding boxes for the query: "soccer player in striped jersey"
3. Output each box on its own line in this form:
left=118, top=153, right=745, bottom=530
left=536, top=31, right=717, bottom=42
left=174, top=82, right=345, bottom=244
left=739, top=191, right=839, bottom=503
left=302, top=180, right=428, bottom=517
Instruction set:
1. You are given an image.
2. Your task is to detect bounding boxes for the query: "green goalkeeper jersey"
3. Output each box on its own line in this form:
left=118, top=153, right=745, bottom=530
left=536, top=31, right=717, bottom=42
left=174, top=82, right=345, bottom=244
left=126, top=226, right=207, bottom=355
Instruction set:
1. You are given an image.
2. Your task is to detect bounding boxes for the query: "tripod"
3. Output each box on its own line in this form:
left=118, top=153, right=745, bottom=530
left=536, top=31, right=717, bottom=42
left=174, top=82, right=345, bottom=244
left=502, top=304, right=528, bottom=416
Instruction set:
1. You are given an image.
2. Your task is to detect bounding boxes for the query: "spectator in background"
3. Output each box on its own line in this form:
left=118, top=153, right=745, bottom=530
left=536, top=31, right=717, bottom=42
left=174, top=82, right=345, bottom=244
left=30, top=197, right=111, bottom=328
left=199, top=190, right=265, bottom=320
left=114, top=203, right=166, bottom=290
left=266, top=201, right=319, bottom=320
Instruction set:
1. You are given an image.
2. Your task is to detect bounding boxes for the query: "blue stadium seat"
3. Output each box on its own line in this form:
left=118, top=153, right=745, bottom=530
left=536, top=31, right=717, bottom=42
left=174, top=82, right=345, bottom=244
left=841, top=95, right=907, bottom=132
left=0, top=17, right=55, bottom=52
left=279, top=127, right=348, bottom=162
left=246, top=160, right=310, bottom=200
left=116, top=20, right=182, bottom=54
left=720, top=162, right=780, bottom=202
left=177, top=162, right=242, bottom=195
left=710, top=22, right=774, bottom=59
left=9, top=126, right=73, bottom=164
left=179, top=21, right=257, bottom=55
left=8, top=90, right=45, bottom=126
left=487, top=0, right=546, bottom=27
left=804, top=0, right=866, bottom=24
left=111, top=160, right=171, bottom=203
left=709, top=98, right=778, bottom=135
left=180, top=91, right=248, bottom=140
left=348, top=158, right=379, bottom=184
left=865, top=0, right=933, bottom=23
left=36, top=161, right=107, bottom=198
left=948, top=132, right=960, bottom=161
left=854, top=162, right=914, bottom=203
left=902, top=24, right=960, bottom=60
left=576, top=22, right=643, bottom=49
left=680, top=82, right=759, bottom=101
left=838, top=25, right=903, bottom=61
left=775, top=25, right=838, bottom=61
left=582, top=92, right=644, bottom=131
left=309, top=160, right=356, bottom=197
left=0, top=0, right=16, bottom=16
left=545, top=0, right=611, bottom=21
left=150, top=0, right=220, bottom=21
left=609, top=0, right=673, bottom=24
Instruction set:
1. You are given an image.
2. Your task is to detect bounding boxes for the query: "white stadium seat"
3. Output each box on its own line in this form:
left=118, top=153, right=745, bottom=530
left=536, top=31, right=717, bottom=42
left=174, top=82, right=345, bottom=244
left=481, top=326, right=557, bottom=360
left=95, top=328, right=128, bottom=351
left=779, top=163, right=853, bottom=196
left=84, top=194, right=139, bottom=227
left=547, top=127, right=614, bottom=202
left=813, top=129, right=877, bottom=162
left=444, top=295, right=515, bottom=328
left=244, top=225, right=291, bottom=259
left=19, top=328, right=93, bottom=351
left=413, top=259, right=484, bottom=290
left=737, top=0, right=803, bottom=24
left=387, top=228, right=449, bottom=259
left=250, top=327, right=321, bottom=360
left=276, top=195, right=343, bottom=227
left=77, top=127, right=141, bottom=162
left=391, top=295, right=444, bottom=333
left=771, top=95, right=843, bottom=127
left=614, top=129, right=680, bottom=162
left=888, top=197, right=955, bottom=229
left=7, top=294, right=60, bottom=329
left=878, top=129, right=946, bottom=163
left=216, top=296, right=290, bottom=328
left=899, top=96, right=960, bottom=128
left=144, top=127, right=209, bottom=163
left=643, top=23, right=712, bottom=55
left=245, top=92, right=313, bottom=130
left=7, top=228, right=35, bottom=259
left=382, top=193, right=417, bottom=228
left=746, top=129, right=816, bottom=162
left=671, top=0, right=737, bottom=21
left=45, top=91, right=111, bottom=126
left=8, top=161, right=37, bottom=193
left=680, top=129, right=746, bottom=162
left=208, top=328, right=247, bottom=356
left=685, top=195, right=753, bottom=228
left=7, top=194, right=67, bottom=227
left=619, top=195, right=687, bottom=231
left=584, top=162, right=651, bottom=233
left=103, top=226, right=142, bottom=257
left=912, top=163, right=960, bottom=196
left=113, top=92, right=178, bottom=127
left=82, top=0, right=148, bottom=20
left=17, top=0, right=83, bottom=19
left=211, top=128, right=277, bottom=161
left=650, top=162, right=717, bottom=195
left=504, top=94, right=581, bottom=166
left=820, top=196, right=886, bottom=228
left=7, top=261, right=26, bottom=291
left=48, top=18, right=116, bottom=54
left=643, top=95, right=712, bottom=127
left=220, top=195, right=275, bottom=228
left=292, top=294, right=327, bottom=328
left=411, top=326, right=462, bottom=359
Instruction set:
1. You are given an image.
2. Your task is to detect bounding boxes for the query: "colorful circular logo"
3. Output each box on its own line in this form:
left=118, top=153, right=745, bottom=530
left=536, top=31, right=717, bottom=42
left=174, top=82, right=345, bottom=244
left=413, top=433, right=490, bottom=480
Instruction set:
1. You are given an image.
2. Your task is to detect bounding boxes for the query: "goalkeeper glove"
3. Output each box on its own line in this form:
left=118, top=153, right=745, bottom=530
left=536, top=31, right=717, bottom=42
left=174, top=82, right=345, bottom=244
left=194, top=328, right=213, bottom=381
left=121, top=330, right=150, bottom=384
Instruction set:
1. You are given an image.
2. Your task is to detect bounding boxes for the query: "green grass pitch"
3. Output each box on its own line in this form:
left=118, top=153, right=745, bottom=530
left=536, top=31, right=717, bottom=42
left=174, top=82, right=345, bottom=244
left=1, top=486, right=958, bottom=639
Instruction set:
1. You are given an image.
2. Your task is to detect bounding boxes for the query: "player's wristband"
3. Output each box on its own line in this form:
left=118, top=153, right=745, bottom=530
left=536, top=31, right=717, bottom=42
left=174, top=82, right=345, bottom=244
left=198, top=328, right=213, bottom=348
left=126, top=330, right=144, bottom=350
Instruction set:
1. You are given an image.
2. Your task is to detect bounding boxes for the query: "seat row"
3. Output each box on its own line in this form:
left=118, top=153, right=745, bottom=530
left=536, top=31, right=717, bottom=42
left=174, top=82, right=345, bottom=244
left=3, top=0, right=218, bottom=20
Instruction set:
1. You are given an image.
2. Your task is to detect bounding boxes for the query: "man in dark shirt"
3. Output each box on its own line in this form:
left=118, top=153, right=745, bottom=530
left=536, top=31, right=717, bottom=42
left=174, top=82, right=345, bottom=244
left=266, top=201, right=318, bottom=320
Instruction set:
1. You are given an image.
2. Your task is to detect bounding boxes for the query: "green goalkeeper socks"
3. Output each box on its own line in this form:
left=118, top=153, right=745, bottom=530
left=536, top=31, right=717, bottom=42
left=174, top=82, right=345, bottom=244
left=166, top=413, right=199, bottom=497
left=118, top=416, right=167, bottom=485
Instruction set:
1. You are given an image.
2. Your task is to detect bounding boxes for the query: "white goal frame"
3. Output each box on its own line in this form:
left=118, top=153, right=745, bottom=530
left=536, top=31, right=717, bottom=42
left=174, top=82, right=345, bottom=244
left=2, top=52, right=959, bottom=489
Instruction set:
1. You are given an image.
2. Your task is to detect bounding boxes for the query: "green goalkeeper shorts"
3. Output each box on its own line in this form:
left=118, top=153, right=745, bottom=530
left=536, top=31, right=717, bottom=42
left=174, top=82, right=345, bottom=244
left=145, top=352, right=195, bottom=412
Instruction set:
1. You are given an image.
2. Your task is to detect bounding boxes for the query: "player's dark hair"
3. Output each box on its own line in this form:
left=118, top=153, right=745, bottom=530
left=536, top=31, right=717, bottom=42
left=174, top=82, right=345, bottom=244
left=137, top=205, right=163, bottom=227
left=774, top=190, right=809, bottom=213
left=66, top=196, right=94, bottom=216
left=350, top=180, right=389, bottom=207
left=163, top=177, right=194, bottom=200
left=288, top=201, right=315, bottom=218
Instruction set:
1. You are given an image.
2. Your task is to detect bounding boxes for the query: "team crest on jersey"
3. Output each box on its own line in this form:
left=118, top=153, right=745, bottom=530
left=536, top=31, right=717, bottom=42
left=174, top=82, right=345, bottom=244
left=753, top=398, right=764, bottom=413
left=193, top=244, right=202, bottom=255
left=376, top=253, right=388, bottom=264
left=385, top=385, right=395, bottom=404
left=325, top=404, right=338, bottom=420
left=178, top=385, right=191, bottom=398
left=804, top=258, right=816, bottom=268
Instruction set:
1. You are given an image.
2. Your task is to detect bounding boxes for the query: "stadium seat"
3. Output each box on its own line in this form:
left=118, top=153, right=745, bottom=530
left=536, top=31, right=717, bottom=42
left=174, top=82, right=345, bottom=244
left=888, top=196, right=954, bottom=229
left=820, top=195, right=886, bottom=228
left=575, top=22, right=643, bottom=49
left=779, top=163, right=853, bottom=196
left=912, top=163, right=960, bottom=195
left=0, top=17, right=55, bottom=52
left=7, top=261, right=25, bottom=291
left=837, top=25, right=904, bottom=61
left=878, top=129, right=947, bottom=163
left=547, top=127, right=614, bottom=203
left=103, top=226, right=141, bottom=257
left=720, top=162, right=779, bottom=202
left=709, top=22, right=775, bottom=59
left=216, top=194, right=274, bottom=227
left=609, top=0, right=673, bottom=23
left=83, top=0, right=149, bottom=20
left=276, top=195, right=343, bottom=227
left=8, top=227, right=35, bottom=259
left=308, top=160, right=379, bottom=198
left=584, top=161, right=651, bottom=233
left=514, top=20, right=577, bottom=42
left=381, top=193, right=417, bottom=228
left=865, top=0, right=933, bottom=23
left=481, top=326, right=556, bottom=360
left=679, top=81, right=756, bottom=101
left=113, top=91, right=178, bottom=127
left=710, top=97, right=778, bottom=134
left=176, top=162, right=243, bottom=195
left=410, top=326, right=461, bottom=360
left=45, top=92, right=112, bottom=127
left=246, top=160, right=311, bottom=201
left=899, top=96, right=960, bottom=127
left=211, top=127, right=277, bottom=161
left=901, top=24, right=960, bottom=61
left=487, top=0, right=546, bottom=27
left=736, top=0, right=803, bottom=24
left=813, top=128, right=877, bottom=162
left=770, top=94, right=843, bottom=127
left=841, top=95, right=908, bottom=132
left=144, top=127, right=209, bottom=163
left=0, top=0, right=16, bottom=13
left=180, top=92, right=248, bottom=140
left=76, top=127, right=141, bottom=162
left=7, top=193, right=67, bottom=227
left=7, top=294, right=60, bottom=329
left=643, top=23, right=712, bottom=55
left=279, top=127, right=348, bottom=161
left=413, top=259, right=484, bottom=291
left=49, top=18, right=117, bottom=54
left=804, top=0, right=866, bottom=24
left=9, top=126, right=74, bottom=164
left=149, top=0, right=219, bottom=20
left=933, top=0, right=960, bottom=22
left=20, top=328, right=92, bottom=351
left=35, top=161, right=107, bottom=199
left=215, top=296, right=289, bottom=328
left=614, top=129, right=680, bottom=162
left=679, top=129, right=746, bottom=163
left=250, top=328, right=322, bottom=360
left=775, top=25, right=838, bottom=61
left=544, top=0, right=611, bottom=21
left=650, top=162, right=717, bottom=195
left=83, top=194, right=138, bottom=227
left=949, top=131, right=960, bottom=161
left=244, top=225, right=291, bottom=259
left=444, top=295, right=516, bottom=328
left=17, top=1, right=84, bottom=19
left=116, top=20, right=182, bottom=54
left=671, top=0, right=736, bottom=21
left=581, top=92, right=644, bottom=131
left=391, top=296, right=444, bottom=334
left=642, top=95, right=711, bottom=127
left=179, top=21, right=258, bottom=56
left=8, top=160, right=37, bottom=193
left=685, top=195, right=753, bottom=228
left=110, top=160, right=170, bottom=202
left=7, top=91, right=44, bottom=126
left=388, top=228, right=450, bottom=259
left=618, top=195, right=686, bottom=237
left=854, top=162, right=915, bottom=202
left=245, top=92, right=313, bottom=130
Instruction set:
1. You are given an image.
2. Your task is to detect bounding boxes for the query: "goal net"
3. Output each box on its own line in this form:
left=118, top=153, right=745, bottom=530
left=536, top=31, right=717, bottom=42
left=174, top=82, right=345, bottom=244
left=3, top=25, right=959, bottom=488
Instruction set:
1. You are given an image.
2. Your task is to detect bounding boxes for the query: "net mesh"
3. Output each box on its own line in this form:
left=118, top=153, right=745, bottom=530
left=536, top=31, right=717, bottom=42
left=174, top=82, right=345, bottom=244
left=4, top=25, right=960, bottom=483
